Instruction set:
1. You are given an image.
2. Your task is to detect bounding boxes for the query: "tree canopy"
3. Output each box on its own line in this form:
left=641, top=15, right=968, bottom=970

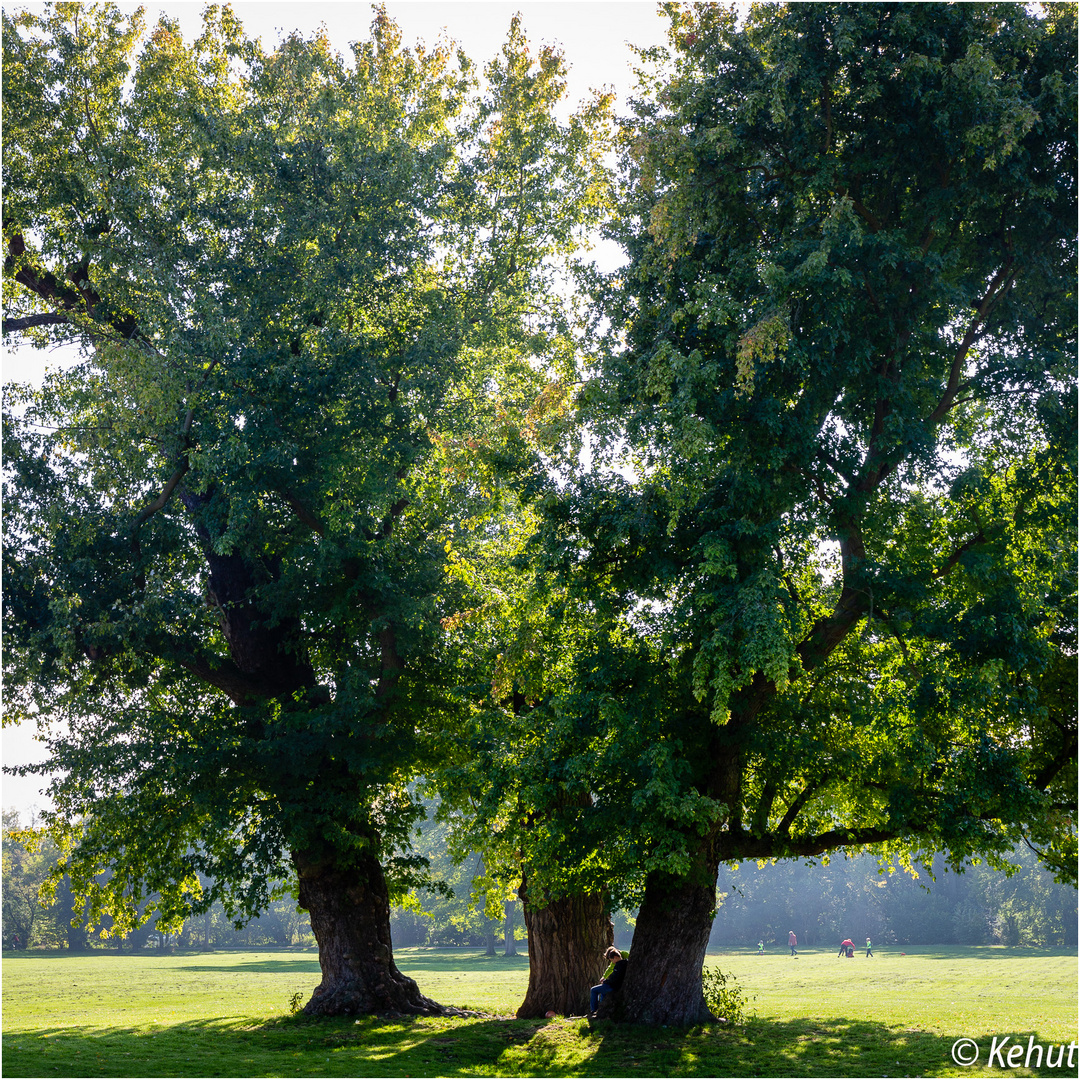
left=520, top=0, right=1076, bottom=1024
left=2, top=0, right=609, bottom=1014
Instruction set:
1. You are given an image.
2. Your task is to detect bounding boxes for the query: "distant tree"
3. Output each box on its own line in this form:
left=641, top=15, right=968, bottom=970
left=2, top=811, right=50, bottom=948
left=386, top=811, right=486, bottom=947
left=972, top=844, right=1079, bottom=948
left=2, top=2, right=609, bottom=1015
left=52, top=874, right=90, bottom=952
left=536, top=1, right=1076, bottom=1024
left=257, top=888, right=310, bottom=948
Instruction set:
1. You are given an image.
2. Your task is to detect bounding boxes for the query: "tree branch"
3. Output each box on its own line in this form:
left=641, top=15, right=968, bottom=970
left=174, top=653, right=276, bottom=706
left=375, top=626, right=402, bottom=700
left=130, top=408, right=196, bottom=529
left=875, top=611, right=922, bottom=678
left=129, top=398, right=206, bottom=587
left=841, top=191, right=883, bottom=232
left=5, top=233, right=140, bottom=341
left=279, top=490, right=324, bottom=536
left=815, top=447, right=855, bottom=486
left=751, top=779, right=777, bottom=837
left=820, top=78, right=833, bottom=155
left=925, top=259, right=1016, bottom=429
left=721, top=824, right=904, bottom=861
left=382, top=498, right=410, bottom=536
left=796, top=523, right=871, bottom=672
left=1032, top=734, right=1078, bottom=793
left=861, top=270, right=883, bottom=315
left=2, top=312, right=73, bottom=334
left=776, top=774, right=829, bottom=837
left=932, top=529, right=987, bottom=580
left=132, top=461, right=191, bottom=534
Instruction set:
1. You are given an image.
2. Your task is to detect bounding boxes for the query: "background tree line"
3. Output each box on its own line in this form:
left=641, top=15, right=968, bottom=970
left=9, top=805, right=1073, bottom=953
left=710, top=846, right=1078, bottom=950
left=3, top=810, right=313, bottom=952
left=388, top=809, right=1077, bottom=952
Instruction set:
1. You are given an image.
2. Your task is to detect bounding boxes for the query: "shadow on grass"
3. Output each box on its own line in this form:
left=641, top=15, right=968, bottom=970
left=173, top=957, right=324, bottom=973
left=2, top=1013, right=1069, bottom=1078
left=396, top=948, right=532, bottom=970
left=166, top=948, right=530, bottom=976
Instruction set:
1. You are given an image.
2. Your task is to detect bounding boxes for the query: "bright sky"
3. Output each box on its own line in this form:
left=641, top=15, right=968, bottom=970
left=1, top=1, right=678, bottom=817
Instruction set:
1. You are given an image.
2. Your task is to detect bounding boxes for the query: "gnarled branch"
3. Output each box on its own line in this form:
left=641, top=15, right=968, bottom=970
left=2, top=312, right=73, bottom=334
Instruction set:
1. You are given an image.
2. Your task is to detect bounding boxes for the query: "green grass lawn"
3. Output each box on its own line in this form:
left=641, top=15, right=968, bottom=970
left=2, top=945, right=1076, bottom=1077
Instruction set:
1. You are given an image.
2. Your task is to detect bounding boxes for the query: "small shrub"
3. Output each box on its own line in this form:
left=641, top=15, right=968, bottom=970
left=288, top=991, right=304, bottom=1014
left=701, top=966, right=752, bottom=1025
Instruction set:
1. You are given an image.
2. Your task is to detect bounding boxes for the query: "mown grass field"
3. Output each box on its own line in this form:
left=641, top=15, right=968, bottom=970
left=2, top=945, right=1076, bottom=1077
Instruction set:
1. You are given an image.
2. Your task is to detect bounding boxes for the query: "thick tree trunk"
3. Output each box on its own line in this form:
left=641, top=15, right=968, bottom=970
left=614, top=838, right=721, bottom=1026
left=516, top=880, right=613, bottom=1018
left=295, top=849, right=443, bottom=1017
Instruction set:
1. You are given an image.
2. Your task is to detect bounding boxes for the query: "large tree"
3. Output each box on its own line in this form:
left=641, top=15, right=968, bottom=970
left=2, top=1, right=609, bottom=1015
left=534, top=1, right=1076, bottom=1024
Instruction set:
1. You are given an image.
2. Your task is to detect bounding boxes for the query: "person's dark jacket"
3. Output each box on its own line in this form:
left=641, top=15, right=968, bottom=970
left=605, top=958, right=628, bottom=992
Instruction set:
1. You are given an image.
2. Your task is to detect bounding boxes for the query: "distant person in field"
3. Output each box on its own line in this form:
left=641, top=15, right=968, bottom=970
left=839, top=937, right=855, bottom=957
left=757, top=940, right=764, bottom=955
left=788, top=930, right=798, bottom=956
left=865, top=937, right=873, bottom=957
left=589, top=947, right=628, bottom=1015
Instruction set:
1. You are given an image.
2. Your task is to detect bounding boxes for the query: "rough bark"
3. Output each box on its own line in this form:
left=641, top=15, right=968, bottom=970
left=614, top=839, right=721, bottom=1026
left=516, top=880, right=614, bottom=1018
left=295, top=849, right=444, bottom=1017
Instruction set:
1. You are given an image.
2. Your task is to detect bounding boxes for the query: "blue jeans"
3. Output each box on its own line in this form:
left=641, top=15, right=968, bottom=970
left=590, top=982, right=614, bottom=1012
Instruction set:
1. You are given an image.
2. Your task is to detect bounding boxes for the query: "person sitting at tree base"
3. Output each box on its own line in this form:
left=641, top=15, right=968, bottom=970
left=589, top=947, right=628, bottom=1015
